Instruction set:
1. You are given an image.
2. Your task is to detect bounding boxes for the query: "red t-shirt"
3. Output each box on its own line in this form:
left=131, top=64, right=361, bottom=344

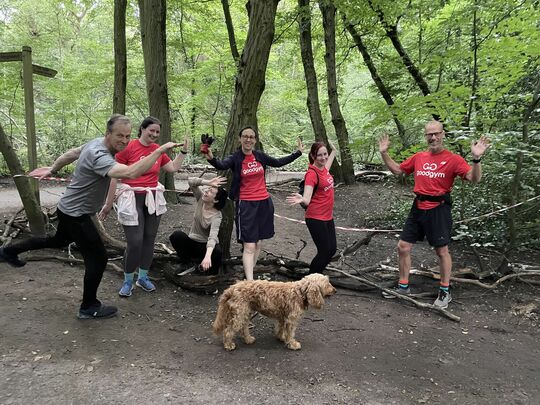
left=239, top=153, right=269, bottom=201
left=305, top=164, right=334, bottom=221
left=115, top=139, right=171, bottom=189
left=400, top=149, right=471, bottom=209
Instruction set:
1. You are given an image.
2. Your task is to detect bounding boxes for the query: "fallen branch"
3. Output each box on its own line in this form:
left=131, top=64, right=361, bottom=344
left=339, top=232, right=378, bottom=257
left=295, top=240, right=307, bottom=260
left=379, top=264, right=540, bottom=289
left=328, top=267, right=460, bottom=322
left=24, top=254, right=123, bottom=274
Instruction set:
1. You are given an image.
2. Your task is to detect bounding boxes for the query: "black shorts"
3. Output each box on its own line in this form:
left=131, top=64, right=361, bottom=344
left=400, top=202, right=452, bottom=247
left=235, top=197, right=275, bottom=243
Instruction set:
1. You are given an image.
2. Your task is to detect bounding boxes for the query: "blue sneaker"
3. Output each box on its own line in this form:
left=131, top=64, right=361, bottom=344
left=119, top=281, right=134, bottom=297
left=136, top=277, right=156, bottom=292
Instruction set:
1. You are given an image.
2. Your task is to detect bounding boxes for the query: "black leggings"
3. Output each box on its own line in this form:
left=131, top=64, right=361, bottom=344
left=305, top=218, right=337, bottom=274
left=169, top=230, right=222, bottom=275
left=4, top=209, right=107, bottom=309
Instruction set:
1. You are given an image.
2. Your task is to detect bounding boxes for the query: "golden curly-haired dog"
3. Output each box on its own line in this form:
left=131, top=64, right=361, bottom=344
left=212, top=273, right=336, bottom=350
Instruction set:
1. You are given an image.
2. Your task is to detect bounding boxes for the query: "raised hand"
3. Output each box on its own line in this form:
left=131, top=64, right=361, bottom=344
left=379, top=135, right=390, bottom=154
left=182, top=135, right=190, bottom=152
left=297, top=138, right=304, bottom=153
left=28, top=167, right=53, bottom=180
left=208, top=176, right=227, bottom=188
left=471, top=135, right=490, bottom=158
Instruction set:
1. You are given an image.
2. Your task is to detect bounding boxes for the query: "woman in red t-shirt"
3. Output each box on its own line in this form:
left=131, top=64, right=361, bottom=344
left=99, top=116, right=188, bottom=297
left=287, top=142, right=337, bottom=274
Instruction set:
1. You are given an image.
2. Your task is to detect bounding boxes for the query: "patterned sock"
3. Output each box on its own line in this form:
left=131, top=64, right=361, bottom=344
left=138, top=268, right=149, bottom=280
left=439, top=283, right=449, bottom=293
left=124, top=272, right=134, bottom=283
left=398, top=279, right=409, bottom=290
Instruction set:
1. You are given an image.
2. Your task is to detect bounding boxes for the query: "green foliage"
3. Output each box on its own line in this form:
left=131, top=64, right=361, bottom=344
left=0, top=0, right=538, bottom=248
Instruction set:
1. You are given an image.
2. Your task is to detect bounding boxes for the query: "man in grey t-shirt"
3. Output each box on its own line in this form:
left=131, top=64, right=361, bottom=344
left=0, top=115, right=179, bottom=319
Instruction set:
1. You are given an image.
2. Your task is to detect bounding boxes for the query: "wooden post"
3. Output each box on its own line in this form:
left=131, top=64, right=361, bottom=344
left=0, top=47, right=57, bottom=235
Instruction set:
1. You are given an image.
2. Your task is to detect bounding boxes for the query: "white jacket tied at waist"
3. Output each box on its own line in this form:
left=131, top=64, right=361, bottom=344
left=116, top=182, right=167, bottom=226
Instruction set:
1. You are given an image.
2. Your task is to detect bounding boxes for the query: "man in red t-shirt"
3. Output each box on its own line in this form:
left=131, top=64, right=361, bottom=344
left=379, top=120, right=490, bottom=308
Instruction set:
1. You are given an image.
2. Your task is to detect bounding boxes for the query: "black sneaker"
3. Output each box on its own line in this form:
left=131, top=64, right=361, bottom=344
left=0, top=247, right=26, bottom=267
left=78, top=304, right=118, bottom=320
left=382, top=286, right=411, bottom=299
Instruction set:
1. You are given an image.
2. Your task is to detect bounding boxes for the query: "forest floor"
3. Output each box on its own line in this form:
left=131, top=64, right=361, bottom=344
left=0, top=173, right=539, bottom=404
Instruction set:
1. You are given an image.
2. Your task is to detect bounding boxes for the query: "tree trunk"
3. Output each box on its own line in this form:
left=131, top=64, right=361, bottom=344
left=221, top=0, right=240, bottom=63
left=218, top=0, right=281, bottom=257
left=343, top=16, right=407, bottom=145
left=508, top=77, right=540, bottom=248
left=464, top=1, right=481, bottom=130
left=297, top=0, right=342, bottom=180
left=319, top=1, right=355, bottom=185
left=0, top=123, right=46, bottom=236
left=138, top=0, right=175, bottom=201
left=113, top=0, right=127, bottom=115
left=367, top=0, right=439, bottom=120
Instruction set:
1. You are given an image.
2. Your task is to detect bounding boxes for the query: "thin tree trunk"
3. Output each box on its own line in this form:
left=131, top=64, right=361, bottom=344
left=113, top=0, right=127, bottom=114
left=0, top=123, right=46, bottom=236
left=464, top=1, right=481, bottom=130
left=367, top=0, right=439, bottom=120
left=319, top=1, right=355, bottom=185
left=138, top=0, right=175, bottom=201
left=298, top=0, right=342, bottom=180
left=343, top=16, right=406, bottom=145
left=221, top=0, right=240, bottom=63
left=218, top=0, right=281, bottom=257
left=508, top=77, right=540, bottom=248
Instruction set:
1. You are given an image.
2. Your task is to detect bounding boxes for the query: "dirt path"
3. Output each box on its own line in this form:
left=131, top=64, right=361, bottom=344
left=1, top=177, right=539, bottom=404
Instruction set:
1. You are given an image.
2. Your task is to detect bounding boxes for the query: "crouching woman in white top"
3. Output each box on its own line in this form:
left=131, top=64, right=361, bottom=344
left=169, top=176, right=228, bottom=275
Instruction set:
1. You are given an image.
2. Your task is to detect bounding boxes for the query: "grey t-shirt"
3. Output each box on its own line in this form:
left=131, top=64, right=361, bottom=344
left=57, top=137, right=117, bottom=216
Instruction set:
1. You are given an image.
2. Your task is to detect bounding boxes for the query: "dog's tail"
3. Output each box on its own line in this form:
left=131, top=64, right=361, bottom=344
left=212, top=287, right=234, bottom=335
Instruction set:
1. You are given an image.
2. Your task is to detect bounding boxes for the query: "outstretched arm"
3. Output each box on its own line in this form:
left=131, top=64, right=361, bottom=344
left=108, top=142, right=182, bottom=179
left=163, top=135, right=189, bottom=173
left=28, top=146, right=83, bottom=179
left=286, top=185, right=315, bottom=207
left=379, top=135, right=403, bottom=175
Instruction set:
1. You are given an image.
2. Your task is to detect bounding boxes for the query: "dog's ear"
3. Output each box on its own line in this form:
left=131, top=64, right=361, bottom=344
left=305, top=282, right=324, bottom=309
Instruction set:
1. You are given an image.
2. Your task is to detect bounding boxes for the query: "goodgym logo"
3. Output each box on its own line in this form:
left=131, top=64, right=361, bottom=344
left=243, top=160, right=264, bottom=175
left=417, top=162, right=445, bottom=178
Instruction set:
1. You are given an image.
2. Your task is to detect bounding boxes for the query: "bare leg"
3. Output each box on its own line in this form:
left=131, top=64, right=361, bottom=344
left=397, top=240, right=413, bottom=283
left=254, top=241, right=262, bottom=265
left=242, top=242, right=257, bottom=280
left=435, top=245, right=452, bottom=284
